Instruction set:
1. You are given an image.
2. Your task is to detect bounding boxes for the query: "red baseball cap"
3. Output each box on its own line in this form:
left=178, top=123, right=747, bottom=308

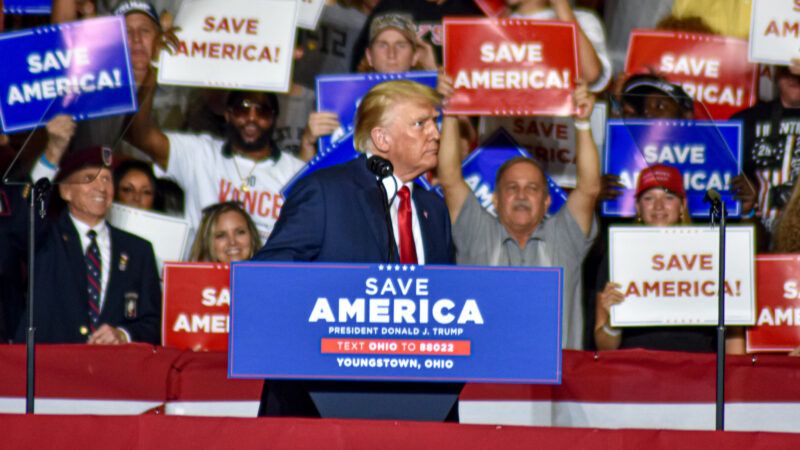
left=635, top=164, right=685, bottom=198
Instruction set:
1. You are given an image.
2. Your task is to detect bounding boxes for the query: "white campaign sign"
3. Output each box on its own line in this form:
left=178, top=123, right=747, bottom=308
left=749, top=0, right=800, bottom=65
left=158, top=0, right=297, bottom=92
left=296, top=0, right=325, bottom=30
left=107, top=203, right=191, bottom=271
left=479, top=102, right=606, bottom=188
left=609, top=226, right=756, bottom=326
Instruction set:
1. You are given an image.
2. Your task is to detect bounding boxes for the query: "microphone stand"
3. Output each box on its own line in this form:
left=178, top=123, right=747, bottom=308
left=707, top=190, right=726, bottom=431
left=377, top=181, right=398, bottom=263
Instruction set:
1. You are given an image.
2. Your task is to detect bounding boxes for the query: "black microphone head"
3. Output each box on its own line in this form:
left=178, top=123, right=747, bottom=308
left=367, top=155, right=393, bottom=179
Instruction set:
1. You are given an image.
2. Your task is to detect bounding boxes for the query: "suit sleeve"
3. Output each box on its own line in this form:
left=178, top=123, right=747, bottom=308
left=122, top=241, right=162, bottom=344
left=252, top=175, right=326, bottom=262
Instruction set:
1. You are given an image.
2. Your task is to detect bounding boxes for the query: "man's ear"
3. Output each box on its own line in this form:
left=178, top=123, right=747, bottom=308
left=59, top=184, right=71, bottom=203
left=370, top=127, right=390, bottom=155
left=544, top=194, right=552, bottom=212
left=491, top=191, right=498, bottom=213
left=365, top=48, right=374, bottom=68
left=223, top=110, right=231, bottom=124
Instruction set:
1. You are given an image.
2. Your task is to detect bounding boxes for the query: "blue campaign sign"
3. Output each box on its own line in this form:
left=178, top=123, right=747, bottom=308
left=3, top=0, right=51, bottom=14
left=602, top=119, right=742, bottom=218
left=458, top=128, right=567, bottom=217
left=0, top=17, right=137, bottom=133
left=315, top=71, right=438, bottom=152
left=229, top=263, right=563, bottom=384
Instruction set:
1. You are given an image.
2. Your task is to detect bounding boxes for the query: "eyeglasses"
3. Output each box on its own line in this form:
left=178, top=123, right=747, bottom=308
left=228, top=99, right=274, bottom=119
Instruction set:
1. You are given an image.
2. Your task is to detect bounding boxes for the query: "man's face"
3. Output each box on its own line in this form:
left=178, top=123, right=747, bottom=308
left=126, top=12, right=160, bottom=73
left=375, top=99, right=440, bottom=181
left=778, top=71, right=800, bottom=108
left=366, top=28, right=418, bottom=73
left=224, top=93, right=276, bottom=151
left=60, top=167, right=114, bottom=226
left=493, top=162, right=551, bottom=234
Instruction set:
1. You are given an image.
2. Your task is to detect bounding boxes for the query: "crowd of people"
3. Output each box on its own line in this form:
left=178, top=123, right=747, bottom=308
left=1, top=0, right=799, bottom=418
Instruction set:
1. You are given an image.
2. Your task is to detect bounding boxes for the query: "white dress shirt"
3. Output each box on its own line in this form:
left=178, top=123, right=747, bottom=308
left=380, top=175, right=426, bottom=264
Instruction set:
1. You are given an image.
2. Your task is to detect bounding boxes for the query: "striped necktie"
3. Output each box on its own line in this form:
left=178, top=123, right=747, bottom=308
left=85, top=230, right=102, bottom=330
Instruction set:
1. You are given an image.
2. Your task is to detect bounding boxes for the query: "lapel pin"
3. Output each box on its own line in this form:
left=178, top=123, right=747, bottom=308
left=119, top=252, right=129, bottom=271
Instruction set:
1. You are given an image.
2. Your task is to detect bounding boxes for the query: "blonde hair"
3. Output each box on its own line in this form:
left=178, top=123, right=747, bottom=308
left=353, top=80, right=442, bottom=152
left=189, top=202, right=262, bottom=262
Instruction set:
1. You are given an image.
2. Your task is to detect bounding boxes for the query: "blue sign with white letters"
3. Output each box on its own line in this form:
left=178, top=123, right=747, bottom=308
left=3, top=0, right=51, bottom=14
left=602, top=119, right=742, bottom=218
left=456, top=128, right=567, bottom=217
left=229, top=262, right=563, bottom=383
left=0, top=17, right=137, bottom=133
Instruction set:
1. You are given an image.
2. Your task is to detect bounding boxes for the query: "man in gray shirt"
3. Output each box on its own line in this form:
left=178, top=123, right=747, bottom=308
left=437, top=82, right=601, bottom=349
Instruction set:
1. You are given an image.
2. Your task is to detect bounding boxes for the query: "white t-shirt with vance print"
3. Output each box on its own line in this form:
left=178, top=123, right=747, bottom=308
left=165, top=132, right=305, bottom=242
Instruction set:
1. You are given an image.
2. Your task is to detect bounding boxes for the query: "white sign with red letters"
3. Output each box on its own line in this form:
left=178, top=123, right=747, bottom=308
left=158, top=0, right=297, bottom=92
left=749, top=0, right=800, bottom=65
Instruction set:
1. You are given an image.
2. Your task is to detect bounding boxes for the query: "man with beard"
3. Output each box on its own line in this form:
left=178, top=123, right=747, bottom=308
left=125, top=88, right=305, bottom=241
left=437, top=82, right=601, bottom=350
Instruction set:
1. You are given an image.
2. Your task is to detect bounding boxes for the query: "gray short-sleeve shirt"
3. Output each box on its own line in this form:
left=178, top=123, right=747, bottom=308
left=453, top=194, right=597, bottom=349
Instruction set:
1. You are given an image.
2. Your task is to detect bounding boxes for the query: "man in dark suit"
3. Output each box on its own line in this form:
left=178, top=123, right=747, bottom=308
left=14, top=146, right=161, bottom=345
left=253, top=80, right=458, bottom=419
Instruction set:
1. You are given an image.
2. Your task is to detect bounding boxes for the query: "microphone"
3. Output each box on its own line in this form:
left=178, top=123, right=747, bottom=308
left=367, top=155, right=398, bottom=263
left=367, top=155, right=393, bottom=179
left=704, top=188, right=722, bottom=205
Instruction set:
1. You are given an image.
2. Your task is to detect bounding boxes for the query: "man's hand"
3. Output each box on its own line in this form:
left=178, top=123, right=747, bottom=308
left=599, top=174, right=624, bottom=201
left=416, top=38, right=438, bottom=71
left=45, top=114, right=76, bottom=165
left=732, top=174, right=757, bottom=215
left=436, top=71, right=454, bottom=105
left=87, top=324, right=129, bottom=345
left=790, top=58, right=800, bottom=76
left=572, top=80, right=595, bottom=120
left=302, top=112, right=340, bottom=144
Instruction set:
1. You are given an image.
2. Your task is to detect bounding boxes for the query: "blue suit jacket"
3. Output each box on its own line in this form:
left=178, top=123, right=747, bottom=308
left=254, top=155, right=453, bottom=264
left=252, top=155, right=459, bottom=419
left=15, top=212, right=162, bottom=344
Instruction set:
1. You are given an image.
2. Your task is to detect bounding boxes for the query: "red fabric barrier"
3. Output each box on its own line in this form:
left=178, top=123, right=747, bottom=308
left=1, top=414, right=799, bottom=449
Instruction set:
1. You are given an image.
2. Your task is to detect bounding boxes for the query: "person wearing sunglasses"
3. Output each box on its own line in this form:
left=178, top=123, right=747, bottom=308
left=126, top=82, right=306, bottom=244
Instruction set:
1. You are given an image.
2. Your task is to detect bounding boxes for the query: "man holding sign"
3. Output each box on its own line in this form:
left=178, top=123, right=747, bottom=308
left=126, top=75, right=305, bottom=241
left=438, top=82, right=600, bottom=350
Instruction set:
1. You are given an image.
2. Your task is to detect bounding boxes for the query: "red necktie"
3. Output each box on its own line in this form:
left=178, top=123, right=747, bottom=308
left=397, top=186, right=418, bottom=264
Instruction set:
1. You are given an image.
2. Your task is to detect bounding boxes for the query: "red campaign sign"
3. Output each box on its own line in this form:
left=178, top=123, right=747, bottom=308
left=624, top=29, right=758, bottom=120
left=443, top=18, right=578, bottom=116
left=162, top=262, right=231, bottom=351
left=473, top=0, right=507, bottom=17
left=746, top=255, right=800, bottom=353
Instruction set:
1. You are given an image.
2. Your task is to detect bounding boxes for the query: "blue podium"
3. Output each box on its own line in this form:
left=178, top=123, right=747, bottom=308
left=229, top=263, right=563, bottom=420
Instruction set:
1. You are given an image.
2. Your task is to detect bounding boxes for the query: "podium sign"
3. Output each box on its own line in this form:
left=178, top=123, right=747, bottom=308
left=229, top=263, right=563, bottom=383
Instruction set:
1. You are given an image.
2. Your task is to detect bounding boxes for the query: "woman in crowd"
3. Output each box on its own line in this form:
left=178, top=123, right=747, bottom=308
left=113, top=159, right=157, bottom=210
left=189, top=202, right=261, bottom=264
left=592, top=164, right=746, bottom=353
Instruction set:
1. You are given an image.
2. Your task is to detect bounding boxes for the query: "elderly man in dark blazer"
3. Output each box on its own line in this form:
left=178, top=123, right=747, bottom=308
left=15, top=147, right=161, bottom=345
left=253, top=80, right=458, bottom=420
